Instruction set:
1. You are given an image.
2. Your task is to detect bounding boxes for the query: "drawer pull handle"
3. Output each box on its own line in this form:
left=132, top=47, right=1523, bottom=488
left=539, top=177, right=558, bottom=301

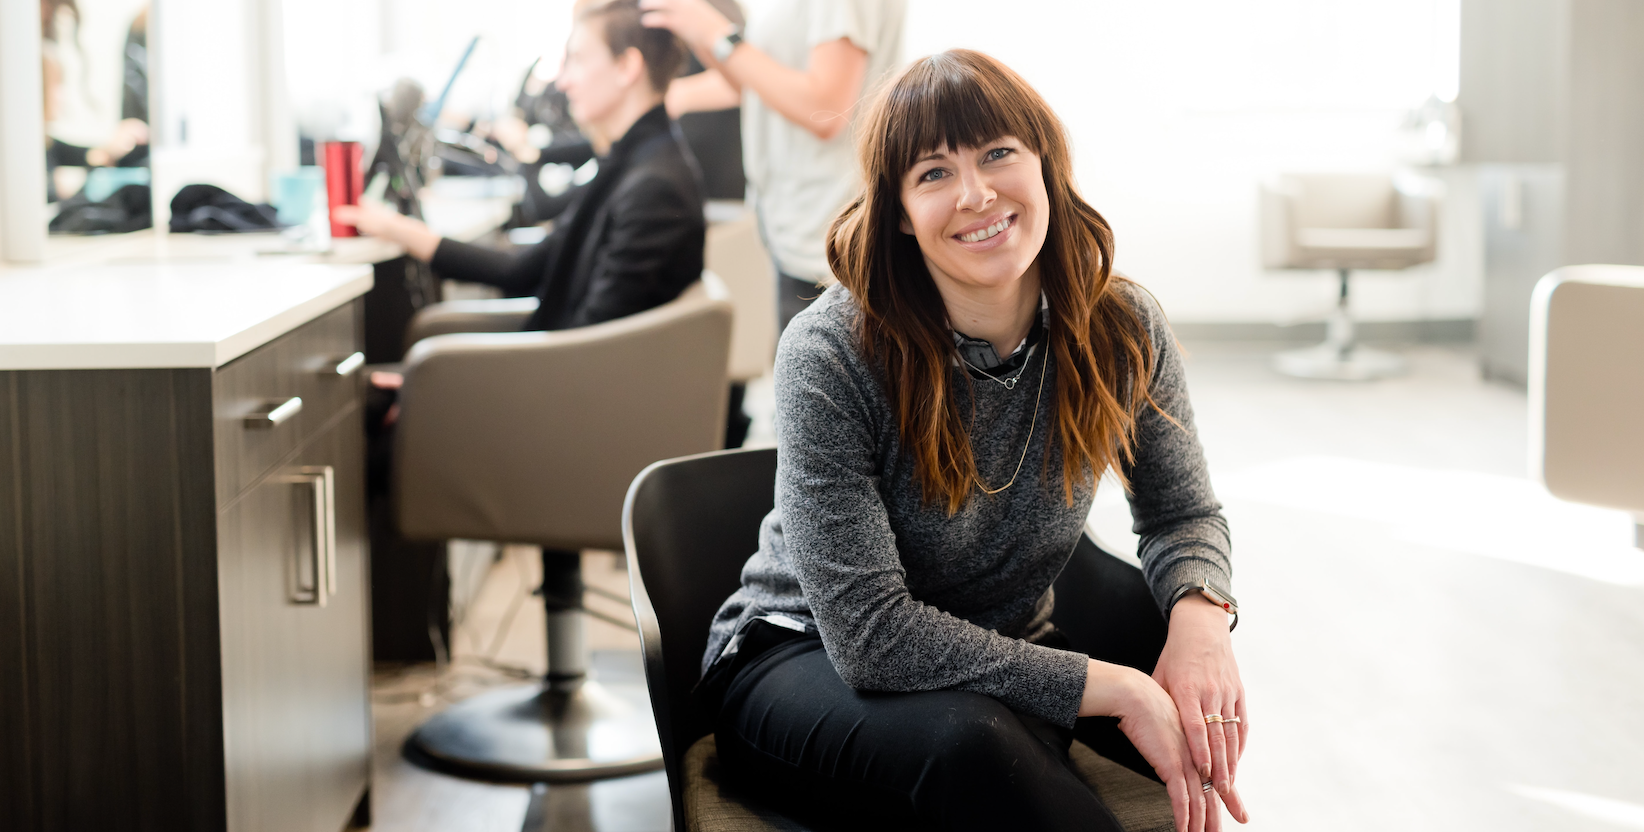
left=284, top=466, right=337, bottom=606
left=327, top=352, right=366, bottom=377
left=245, top=397, right=303, bottom=429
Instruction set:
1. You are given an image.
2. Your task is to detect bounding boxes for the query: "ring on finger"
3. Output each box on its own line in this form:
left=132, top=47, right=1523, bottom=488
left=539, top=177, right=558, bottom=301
left=1221, top=716, right=1241, bottom=724
left=1202, top=781, right=1215, bottom=793
left=1203, top=714, right=1224, bottom=724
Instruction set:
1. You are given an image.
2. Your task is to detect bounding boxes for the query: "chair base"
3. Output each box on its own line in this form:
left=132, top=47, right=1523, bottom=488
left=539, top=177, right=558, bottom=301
left=407, top=679, right=663, bottom=783
left=1273, top=343, right=1406, bottom=381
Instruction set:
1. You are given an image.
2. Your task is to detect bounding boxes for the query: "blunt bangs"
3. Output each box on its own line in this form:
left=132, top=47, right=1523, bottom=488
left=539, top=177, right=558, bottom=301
left=877, top=51, right=1054, bottom=185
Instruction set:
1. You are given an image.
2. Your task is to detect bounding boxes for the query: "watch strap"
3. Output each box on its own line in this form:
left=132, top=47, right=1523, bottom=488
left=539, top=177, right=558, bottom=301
left=1168, top=579, right=1239, bottom=631
left=712, top=28, right=745, bottom=63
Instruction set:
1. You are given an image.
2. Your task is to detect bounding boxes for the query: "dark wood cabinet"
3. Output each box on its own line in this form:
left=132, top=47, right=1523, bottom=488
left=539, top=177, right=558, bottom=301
left=1, top=299, right=372, bottom=832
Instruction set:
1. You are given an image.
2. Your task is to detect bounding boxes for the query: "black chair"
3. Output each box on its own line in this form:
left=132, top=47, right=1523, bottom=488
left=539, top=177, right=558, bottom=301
left=623, top=447, right=1176, bottom=831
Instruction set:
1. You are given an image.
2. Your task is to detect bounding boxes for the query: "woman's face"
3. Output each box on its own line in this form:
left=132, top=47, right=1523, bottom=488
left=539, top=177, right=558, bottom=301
left=556, top=22, right=636, bottom=131
left=899, top=137, right=1050, bottom=296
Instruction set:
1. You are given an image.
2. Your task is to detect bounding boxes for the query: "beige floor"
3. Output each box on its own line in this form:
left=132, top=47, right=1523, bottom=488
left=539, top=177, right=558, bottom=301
left=368, top=342, right=1644, bottom=832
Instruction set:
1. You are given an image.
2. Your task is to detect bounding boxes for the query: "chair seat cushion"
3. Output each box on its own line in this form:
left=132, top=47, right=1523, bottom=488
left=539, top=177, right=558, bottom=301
left=682, top=734, right=1175, bottom=832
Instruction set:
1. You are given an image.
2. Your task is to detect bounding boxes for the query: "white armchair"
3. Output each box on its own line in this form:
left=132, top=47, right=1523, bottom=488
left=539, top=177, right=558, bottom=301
left=1529, top=265, right=1644, bottom=547
left=1260, top=172, right=1440, bottom=380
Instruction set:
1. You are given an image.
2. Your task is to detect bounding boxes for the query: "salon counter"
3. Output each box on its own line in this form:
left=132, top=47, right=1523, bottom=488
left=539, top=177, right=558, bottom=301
left=0, top=202, right=513, bottom=830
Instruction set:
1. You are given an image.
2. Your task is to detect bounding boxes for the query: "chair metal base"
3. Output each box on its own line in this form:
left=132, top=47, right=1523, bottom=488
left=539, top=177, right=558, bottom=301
left=1273, top=343, right=1406, bottom=380
left=407, top=679, right=663, bottom=783
left=1275, top=268, right=1406, bottom=381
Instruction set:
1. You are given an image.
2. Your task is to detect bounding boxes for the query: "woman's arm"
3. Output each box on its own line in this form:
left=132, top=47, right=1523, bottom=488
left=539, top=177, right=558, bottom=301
left=640, top=0, right=869, bottom=141
left=665, top=69, right=741, bottom=118
left=333, top=201, right=553, bottom=298
left=332, top=202, right=441, bottom=261
left=1119, top=283, right=1248, bottom=825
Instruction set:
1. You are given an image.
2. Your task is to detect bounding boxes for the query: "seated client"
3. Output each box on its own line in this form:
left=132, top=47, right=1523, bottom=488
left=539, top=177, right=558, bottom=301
left=700, top=50, right=1250, bottom=832
left=338, top=0, right=704, bottom=331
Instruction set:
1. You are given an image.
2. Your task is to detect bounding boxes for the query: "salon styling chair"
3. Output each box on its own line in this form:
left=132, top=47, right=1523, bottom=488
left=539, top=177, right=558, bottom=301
left=622, top=448, right=1176, bottom=832
left=1260, top=172, right=1440, bottom=380
left=393, top=278, right=733, bottom=781
left=1530, top=265, right=1644, bottom=547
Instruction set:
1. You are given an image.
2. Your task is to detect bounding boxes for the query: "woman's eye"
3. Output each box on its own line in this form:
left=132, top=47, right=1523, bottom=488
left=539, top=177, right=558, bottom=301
left=986, top=147, right=1013, bottom=162
left=921, top=168, right=947, bottom=182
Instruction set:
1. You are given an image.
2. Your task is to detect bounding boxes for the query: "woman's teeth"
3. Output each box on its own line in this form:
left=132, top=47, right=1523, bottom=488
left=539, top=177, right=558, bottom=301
left=959, top=216, right=1012, bottom=243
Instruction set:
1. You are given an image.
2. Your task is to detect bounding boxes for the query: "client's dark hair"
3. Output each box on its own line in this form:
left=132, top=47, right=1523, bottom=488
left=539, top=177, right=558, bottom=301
left=578, top=0, right=687, bottom=93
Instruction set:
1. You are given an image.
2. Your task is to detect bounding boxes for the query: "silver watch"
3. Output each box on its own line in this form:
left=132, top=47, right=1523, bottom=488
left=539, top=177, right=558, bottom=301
left=711, top=27, right=745, bottom=63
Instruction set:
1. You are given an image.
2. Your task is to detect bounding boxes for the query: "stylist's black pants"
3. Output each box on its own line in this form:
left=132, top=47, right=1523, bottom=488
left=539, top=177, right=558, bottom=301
left=715, top=632, right=1157, bottom=831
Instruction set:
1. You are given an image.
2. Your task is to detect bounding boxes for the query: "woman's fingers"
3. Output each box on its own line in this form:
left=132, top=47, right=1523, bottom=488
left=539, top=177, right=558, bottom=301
left=1176, top=695, right=1213, bottom=780
left=1165, top=769, right=1190, bottom=832
left=1184, top=745, right=1208, bottom=832
left=1205, top=699, right=1231, bottom=794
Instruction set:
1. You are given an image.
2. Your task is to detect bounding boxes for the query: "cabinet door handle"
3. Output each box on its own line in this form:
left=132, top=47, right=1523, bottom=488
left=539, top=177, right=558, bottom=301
left=284, top=466, right=336, bottom=606
left=245, top=397, right=303, bottom=429
left=326, top=352, right=366, bottom=377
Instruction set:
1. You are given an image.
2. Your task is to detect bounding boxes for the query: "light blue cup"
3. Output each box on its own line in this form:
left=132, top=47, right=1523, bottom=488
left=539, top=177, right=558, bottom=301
left=272, top=167, right=327, bottom=226
left=83, top=166, right=151, bottom=202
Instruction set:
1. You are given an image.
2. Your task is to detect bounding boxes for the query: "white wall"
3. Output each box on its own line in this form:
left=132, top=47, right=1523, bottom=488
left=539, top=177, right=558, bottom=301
left=903, top=0, right=1479, bottom=324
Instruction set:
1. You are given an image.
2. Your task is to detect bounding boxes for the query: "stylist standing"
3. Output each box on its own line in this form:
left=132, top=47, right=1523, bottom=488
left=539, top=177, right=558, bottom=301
left=640, top=0, right=905, bottom=334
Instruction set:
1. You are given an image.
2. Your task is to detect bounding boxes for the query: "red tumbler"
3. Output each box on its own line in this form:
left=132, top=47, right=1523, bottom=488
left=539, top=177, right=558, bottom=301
left=323, top=141, right=364, bottom=237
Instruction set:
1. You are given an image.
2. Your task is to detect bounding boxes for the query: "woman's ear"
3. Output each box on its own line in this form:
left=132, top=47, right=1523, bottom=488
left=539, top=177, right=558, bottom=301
left=617, top=46, right=647, bottom=89
left=898, top=211, right=914, bottom=235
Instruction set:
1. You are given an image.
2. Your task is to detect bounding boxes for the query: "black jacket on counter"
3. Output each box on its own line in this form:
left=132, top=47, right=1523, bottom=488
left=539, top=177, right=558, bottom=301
left=430, top=105, right=706, bottom=331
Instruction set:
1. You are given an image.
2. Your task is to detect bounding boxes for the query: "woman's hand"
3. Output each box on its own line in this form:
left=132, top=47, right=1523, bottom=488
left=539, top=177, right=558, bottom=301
left=638, top=0, right=736, bottom=57
left=331, top=202, right=442, bottom=262
left=1152, top=595, right=1250, bottom=824
left=1082, top=660, right=1217, bottom=832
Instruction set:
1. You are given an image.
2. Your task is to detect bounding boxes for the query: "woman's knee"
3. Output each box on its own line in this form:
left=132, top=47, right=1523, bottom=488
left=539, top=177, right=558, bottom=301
left=917, top=692, right=1056, bottom=776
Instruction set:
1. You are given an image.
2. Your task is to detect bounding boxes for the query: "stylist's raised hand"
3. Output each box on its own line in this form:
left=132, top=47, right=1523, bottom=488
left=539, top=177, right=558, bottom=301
left=1153, top=595, right=1250, bottom=824
left=638, top=0, right=735, bottom=55
left=1082, top=661, right=1213, bottom=832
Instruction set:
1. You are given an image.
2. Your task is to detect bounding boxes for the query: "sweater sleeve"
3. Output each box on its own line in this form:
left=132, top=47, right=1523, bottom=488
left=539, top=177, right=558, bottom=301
left=1117, top=283, right=1234, bottom=616
left=430, top=231, right=559, bottom=298
left=775, top=322, right=1091, bottom=727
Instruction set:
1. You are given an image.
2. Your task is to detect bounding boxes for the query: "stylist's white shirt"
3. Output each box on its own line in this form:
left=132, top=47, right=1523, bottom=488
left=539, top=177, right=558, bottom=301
left=740, top=0, right=905, bottom=283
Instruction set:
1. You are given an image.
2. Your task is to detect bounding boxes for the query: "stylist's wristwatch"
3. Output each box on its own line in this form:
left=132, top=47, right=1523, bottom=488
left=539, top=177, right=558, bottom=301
left=1170, top=579, right=1239, bottom=631
left=711, top=27, right=745, bottom=63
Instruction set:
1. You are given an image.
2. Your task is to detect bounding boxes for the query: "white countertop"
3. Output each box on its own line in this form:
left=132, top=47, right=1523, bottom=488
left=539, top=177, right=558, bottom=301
left=0, top=259, right=374, bottom=370
left=0, top=190, right=517, bottom=371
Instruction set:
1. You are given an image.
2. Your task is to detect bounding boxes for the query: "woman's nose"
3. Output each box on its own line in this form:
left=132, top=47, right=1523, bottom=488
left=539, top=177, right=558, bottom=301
left=955, top=170, right=996, bottom=213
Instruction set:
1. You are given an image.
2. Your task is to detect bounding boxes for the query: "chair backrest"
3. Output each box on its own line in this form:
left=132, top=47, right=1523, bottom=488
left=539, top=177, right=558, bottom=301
left=706, top=214, right=778, bottom=383
left=1284, top=173, right=1398, bottom=230
left=622, top=447, right=778, bottom=826
left=396, top=283, right=733, bottom=550
left=1530, top=265, right=1644, bottom=518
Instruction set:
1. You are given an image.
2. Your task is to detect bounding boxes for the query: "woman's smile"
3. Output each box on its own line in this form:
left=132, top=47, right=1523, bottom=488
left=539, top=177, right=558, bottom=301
left=954, top=212, right=1017, bottom=248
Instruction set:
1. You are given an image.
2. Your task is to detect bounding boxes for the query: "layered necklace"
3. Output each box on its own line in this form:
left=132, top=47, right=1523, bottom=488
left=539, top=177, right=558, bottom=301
left=971, top=343, right=1048, bottom=495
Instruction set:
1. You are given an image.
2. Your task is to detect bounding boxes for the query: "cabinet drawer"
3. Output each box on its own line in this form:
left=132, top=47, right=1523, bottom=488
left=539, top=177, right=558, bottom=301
left=214, top=302, right=363, bottom=505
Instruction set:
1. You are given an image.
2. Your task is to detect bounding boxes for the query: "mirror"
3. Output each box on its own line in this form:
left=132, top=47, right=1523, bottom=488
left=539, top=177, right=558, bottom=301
left=42, top=0, right=152, bottom=234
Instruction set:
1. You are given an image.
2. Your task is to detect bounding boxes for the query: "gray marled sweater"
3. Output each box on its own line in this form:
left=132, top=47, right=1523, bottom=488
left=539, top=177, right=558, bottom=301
left=703, top=281, right=1231, bottom=729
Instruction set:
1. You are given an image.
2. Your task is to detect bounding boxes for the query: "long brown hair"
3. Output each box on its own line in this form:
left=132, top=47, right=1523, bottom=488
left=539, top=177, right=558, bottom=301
left=826, top=49, right=1160, bottom=514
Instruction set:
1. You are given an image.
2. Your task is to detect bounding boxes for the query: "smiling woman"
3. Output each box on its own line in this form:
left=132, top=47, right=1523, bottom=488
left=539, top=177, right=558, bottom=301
left=699, top=50, right=1247, bottom=832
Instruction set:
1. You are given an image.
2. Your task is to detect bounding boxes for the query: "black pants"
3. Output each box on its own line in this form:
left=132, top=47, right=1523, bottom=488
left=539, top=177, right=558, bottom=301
left=715, top=633, right=1156, bottom=831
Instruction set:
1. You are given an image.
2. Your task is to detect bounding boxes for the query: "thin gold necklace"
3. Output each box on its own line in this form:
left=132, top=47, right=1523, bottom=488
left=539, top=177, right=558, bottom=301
left=975, top=344, right=1048, bottom=495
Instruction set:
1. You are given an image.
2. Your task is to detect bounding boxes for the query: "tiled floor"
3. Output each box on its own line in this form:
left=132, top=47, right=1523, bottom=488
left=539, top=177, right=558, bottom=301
left=369, top=341, right=1644, bottom=832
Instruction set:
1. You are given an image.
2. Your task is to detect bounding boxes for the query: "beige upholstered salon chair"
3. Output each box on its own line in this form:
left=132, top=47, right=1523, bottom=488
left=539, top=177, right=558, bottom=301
left=624, top=448, right=1176, bottom=832
left=391, top=278, right=733, bottom=782
left=1530, top=265, right=1644, bottom=547
left=708, top=214, right=779, bottom=385
left=1261, top=172, right=1440, bottom=380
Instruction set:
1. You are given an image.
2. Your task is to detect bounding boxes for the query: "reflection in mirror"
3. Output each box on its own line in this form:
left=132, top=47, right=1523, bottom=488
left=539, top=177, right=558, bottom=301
left=42, top=0, right=152, bottom=235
